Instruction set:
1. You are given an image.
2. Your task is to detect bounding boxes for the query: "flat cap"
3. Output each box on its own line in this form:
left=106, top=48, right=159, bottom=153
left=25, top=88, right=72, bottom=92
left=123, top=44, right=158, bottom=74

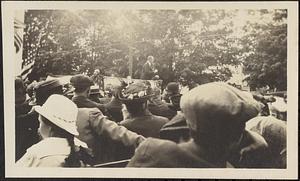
left=70, top=74, right=93, bottom=89
left=180, top=82, right=261, bottom=141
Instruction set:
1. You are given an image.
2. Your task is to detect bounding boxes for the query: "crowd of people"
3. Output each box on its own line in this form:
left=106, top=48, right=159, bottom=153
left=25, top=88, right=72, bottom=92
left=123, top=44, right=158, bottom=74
left=14, top=68, right=287, bottom=168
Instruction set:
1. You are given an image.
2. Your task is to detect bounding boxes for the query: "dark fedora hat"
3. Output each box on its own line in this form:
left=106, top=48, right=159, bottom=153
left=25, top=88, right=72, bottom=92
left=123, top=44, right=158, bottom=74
left=34, top=79, right=64, bottom=105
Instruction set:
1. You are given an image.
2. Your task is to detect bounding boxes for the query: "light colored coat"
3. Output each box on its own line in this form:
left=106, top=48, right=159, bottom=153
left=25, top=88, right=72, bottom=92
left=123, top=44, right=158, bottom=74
left=16, top=137, right=70, bottom=167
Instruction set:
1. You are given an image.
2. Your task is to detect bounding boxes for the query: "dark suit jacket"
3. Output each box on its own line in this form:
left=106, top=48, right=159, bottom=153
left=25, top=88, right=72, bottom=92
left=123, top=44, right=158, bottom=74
left=72, top=95, right=106, bottom=113
left=127, top=138, right=215, bottom=168
left=120, top=111, right=169, bottom=138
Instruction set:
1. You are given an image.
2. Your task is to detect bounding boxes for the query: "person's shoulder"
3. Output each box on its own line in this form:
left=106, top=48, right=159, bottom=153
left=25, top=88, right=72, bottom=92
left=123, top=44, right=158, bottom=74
left=152, top=114, right=169, bottom=122
left=139, top=138, right=179, bottom=153
left=119, top=118, right=133, bottom=126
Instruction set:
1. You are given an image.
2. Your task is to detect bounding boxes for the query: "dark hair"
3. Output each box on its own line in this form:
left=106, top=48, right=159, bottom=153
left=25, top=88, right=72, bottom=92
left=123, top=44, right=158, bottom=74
left=40, top=116, right=81, bottom=167
left=124, top=101, right=147, bottom=117
left=74, top=86, right=89, bottom=94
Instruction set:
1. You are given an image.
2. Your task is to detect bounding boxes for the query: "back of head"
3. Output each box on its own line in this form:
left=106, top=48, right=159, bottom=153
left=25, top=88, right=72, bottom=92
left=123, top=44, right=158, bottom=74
left=70, top=74, right=93, bottom=93
left=166, top=82, right=180, bottom=95
left=180, top=82, right=261, bottom=147
left=119, top=82, right=154, bottom=116
left=35, top=79, right=63, bottom=105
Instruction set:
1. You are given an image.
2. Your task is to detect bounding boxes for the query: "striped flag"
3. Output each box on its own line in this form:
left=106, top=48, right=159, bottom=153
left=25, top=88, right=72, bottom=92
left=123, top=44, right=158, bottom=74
left=20, top=22, right=43, bottom=82
left=14, top=18, right=24, bottom=53
left=14, top=10, right=25, bottom=76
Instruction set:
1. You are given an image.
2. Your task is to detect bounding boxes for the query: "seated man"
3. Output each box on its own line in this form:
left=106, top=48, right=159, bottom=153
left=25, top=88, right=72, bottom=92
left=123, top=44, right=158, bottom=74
left=104, top=85, right=124, bottom=123
left=148, top=87, right=177, bottom=120
left=70, top=74, right=106, bottom=112
left=127, top=82, right=265, bottom=168
left=162, top=82, right=180, bottom=103
left=119, top=82, right=169, bottom=138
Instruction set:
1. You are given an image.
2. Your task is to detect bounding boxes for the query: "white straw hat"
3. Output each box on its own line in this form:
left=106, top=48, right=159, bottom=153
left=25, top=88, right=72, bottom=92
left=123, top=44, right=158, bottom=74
left=35, top=94, right=79, bottom=136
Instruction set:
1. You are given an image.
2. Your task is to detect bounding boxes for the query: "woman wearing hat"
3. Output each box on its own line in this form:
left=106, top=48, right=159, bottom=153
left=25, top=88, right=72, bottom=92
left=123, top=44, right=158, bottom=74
left=16, top=94, right=83, bottom=167
left=119, top=82, right=169, bottom=138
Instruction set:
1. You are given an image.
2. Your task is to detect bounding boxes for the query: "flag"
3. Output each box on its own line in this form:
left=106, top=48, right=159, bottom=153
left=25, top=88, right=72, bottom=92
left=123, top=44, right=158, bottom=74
left=14, top=10, right=25, bottom=76
left=20, top=22, right=43, bottom=82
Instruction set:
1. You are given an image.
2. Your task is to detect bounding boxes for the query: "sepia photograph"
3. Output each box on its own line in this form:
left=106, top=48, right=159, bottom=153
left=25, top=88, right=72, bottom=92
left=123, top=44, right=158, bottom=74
left=1, top=1, right=298, bottom=179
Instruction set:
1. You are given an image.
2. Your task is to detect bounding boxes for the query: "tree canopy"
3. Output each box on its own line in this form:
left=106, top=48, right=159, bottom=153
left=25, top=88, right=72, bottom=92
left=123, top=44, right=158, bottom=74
left=22, top=9, right=287, bottom=90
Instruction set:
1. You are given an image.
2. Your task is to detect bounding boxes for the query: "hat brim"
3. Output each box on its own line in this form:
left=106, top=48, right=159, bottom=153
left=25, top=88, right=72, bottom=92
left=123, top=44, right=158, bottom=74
left=118, top=94, right=155, bottom=103
left=35, top=106, right=79, bottom=136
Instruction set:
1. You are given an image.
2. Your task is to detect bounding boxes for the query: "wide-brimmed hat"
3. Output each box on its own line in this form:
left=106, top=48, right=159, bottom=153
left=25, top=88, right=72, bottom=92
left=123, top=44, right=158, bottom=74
left=118, top=82, right=154, bottom=103
left=35, top=94, right=79, bottom=136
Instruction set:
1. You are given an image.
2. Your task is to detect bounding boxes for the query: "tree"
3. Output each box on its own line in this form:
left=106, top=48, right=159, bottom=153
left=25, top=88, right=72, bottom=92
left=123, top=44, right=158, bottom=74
left=242, top=9, right=287, bottom=91
left=21, top=9, right=287, bottom=91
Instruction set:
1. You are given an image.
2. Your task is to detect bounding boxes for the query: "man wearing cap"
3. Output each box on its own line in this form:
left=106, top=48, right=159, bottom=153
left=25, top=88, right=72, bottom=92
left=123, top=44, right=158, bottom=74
left=162, top=82, right=180, bottom=103
left=119, top=82, right=169, bottom=138
left=127, top=82, right=268, bottom=168
left=148, top=86, right=177, bottom=120
left=70, top=74, right=106, bottom=112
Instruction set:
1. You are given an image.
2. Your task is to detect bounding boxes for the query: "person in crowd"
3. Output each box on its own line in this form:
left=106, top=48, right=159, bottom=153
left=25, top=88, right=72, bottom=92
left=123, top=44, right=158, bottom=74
left=16, top=95, right=83, bottom=167
left=245, top=116, right=286, bottom=168
left=119, top=82, right=169, bottom=138
left=252, top=94, right=276, bottom=116
left=35, top=79, right=64, bottom=105
left=89, top=85, right=101, bottom=103
left=162, top=82, right=180, bottom=103
left=127, top=82, right=266, bottom=168
left=148, top=86, right=177, bottom=120
left=70, top=74, right=106, bottom=112
left=76, top=107, right=145, bottom=164
left=269, top=96, right=287, bottom=121
left=15, top=77, right=38, bottom=161
left=140, top=55, right=158, bottom=80
left=98, top=85, right=113, bottom=104
left=26, top=80, right=38, bottom=105
left=179, top=68, right=199, bottom=94
left=104, top=85, right=125, bottom=123
left=15, top=79, right=66, bottom=161
left=91, top=68, right=104, bottom=87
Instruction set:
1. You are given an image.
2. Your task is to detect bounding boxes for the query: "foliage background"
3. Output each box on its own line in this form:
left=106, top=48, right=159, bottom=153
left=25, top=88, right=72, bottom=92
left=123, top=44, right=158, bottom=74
left=22, top=9, right=287, bottom=90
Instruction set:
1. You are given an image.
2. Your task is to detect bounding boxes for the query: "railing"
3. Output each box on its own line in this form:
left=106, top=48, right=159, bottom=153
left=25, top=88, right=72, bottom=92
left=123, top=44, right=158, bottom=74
left=93, top=159, right=131, bottom=168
